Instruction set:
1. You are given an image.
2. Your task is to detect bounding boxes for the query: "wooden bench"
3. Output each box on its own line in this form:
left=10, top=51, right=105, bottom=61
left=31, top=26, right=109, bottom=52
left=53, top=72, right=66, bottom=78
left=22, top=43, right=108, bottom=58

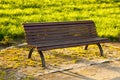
left=23, top=20, right=110, bottom=67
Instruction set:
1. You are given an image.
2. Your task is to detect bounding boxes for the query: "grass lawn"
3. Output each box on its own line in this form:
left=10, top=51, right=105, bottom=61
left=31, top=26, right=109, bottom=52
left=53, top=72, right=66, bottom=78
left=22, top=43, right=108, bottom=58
left=0, top=0, right=120, bottom=41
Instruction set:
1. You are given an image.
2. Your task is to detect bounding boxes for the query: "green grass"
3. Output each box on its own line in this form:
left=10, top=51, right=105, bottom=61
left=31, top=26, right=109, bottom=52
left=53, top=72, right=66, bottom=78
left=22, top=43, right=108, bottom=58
left=0, top=0, right=120, bottom=41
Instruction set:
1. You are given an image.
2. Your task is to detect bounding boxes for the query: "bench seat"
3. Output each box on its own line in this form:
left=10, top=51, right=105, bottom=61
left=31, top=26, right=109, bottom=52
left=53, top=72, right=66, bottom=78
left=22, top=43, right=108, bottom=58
left=37, top=37, right=109, bottom=51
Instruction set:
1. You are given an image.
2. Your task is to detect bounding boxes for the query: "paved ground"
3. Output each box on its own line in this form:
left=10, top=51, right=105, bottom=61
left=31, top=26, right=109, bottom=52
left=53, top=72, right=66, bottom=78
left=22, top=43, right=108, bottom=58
left=34, top=42, right=120, bottom=80
left=35, top=60, right=120, bottom=80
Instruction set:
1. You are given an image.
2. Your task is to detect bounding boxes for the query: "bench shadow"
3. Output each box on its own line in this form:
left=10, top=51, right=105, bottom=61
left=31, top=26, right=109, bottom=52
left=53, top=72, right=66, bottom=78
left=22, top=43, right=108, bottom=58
left=60, top=70, right=95, bottom=80
left=0, top=66, right=37, bottom=80
left=111, top=77, right=120, bottom=80
left=49, top=49, right=89, bottom=62
left=46, top=64, right=95, bottom=80
left=0, top=67, right=17, bottom=79
left=93, top=61, right=120, bottom=73
left=105, top=65, right=120, bottom=73
left=50, top=49, right=120, bottom=74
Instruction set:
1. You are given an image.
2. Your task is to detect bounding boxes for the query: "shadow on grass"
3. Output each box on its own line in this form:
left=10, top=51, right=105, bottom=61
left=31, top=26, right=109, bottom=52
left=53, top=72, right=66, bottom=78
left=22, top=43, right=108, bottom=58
left=0, top=66, right=36, bottom=80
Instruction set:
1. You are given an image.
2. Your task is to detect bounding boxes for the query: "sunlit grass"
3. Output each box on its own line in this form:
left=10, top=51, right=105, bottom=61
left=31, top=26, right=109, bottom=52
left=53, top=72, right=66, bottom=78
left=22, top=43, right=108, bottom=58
left=0, top=0, right=120, bottom=41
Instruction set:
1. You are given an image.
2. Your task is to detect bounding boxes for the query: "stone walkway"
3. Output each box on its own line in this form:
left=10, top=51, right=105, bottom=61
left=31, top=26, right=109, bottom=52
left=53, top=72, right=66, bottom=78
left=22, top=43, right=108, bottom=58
left=35, top=60, right=120, bottom=80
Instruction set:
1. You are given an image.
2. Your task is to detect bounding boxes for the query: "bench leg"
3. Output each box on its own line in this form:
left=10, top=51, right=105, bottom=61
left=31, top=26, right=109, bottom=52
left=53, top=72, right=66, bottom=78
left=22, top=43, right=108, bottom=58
left=28, top=47, right=35, bottom=59
left=96, top=43, right=103, bottom=56
left=85, top=44, right=103, bottom=56
left=38, top=50, right=46, bottom=67
left=84, top=45, right=89, bottom=50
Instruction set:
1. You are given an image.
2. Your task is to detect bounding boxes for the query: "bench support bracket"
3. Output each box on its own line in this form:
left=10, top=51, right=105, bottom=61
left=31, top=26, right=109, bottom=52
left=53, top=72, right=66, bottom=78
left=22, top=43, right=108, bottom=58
left=38, top=50, right=46, bottom=67
left=84, top=43, right=103, bottom=56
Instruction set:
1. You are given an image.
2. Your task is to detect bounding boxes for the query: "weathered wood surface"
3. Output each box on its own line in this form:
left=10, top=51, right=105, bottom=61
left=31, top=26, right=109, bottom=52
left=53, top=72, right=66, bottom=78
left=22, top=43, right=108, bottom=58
left=23, top=20, right=109, bottom=51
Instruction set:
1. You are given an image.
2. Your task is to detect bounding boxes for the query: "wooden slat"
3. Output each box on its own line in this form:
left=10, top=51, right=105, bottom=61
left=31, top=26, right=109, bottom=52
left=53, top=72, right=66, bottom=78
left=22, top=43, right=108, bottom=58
left=27, top=37, right=108, bottom=47
left=24, top=25, right=95, bottom=33
left=37, top=38, right=110, bottom=51
left=25, top=29, right=97, bottom=37
left=25, top=30, right=97, bottom=40
left=25, top=29, right=97, bottom=38
left=23, top=20, right=94, bottom=27
left=24, top=23, right=94, bottom=29
left=26, top=34, right=97, bottom=43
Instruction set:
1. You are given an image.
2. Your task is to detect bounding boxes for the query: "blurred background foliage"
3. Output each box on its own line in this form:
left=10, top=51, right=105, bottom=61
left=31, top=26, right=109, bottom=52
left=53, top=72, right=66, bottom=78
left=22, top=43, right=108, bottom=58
left=0, top=0, right=120, bottom=42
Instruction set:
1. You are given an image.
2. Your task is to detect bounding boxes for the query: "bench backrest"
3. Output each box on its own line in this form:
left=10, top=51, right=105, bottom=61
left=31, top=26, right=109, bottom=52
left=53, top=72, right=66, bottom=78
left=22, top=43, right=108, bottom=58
left=23, top=20, right=98, bottom=48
